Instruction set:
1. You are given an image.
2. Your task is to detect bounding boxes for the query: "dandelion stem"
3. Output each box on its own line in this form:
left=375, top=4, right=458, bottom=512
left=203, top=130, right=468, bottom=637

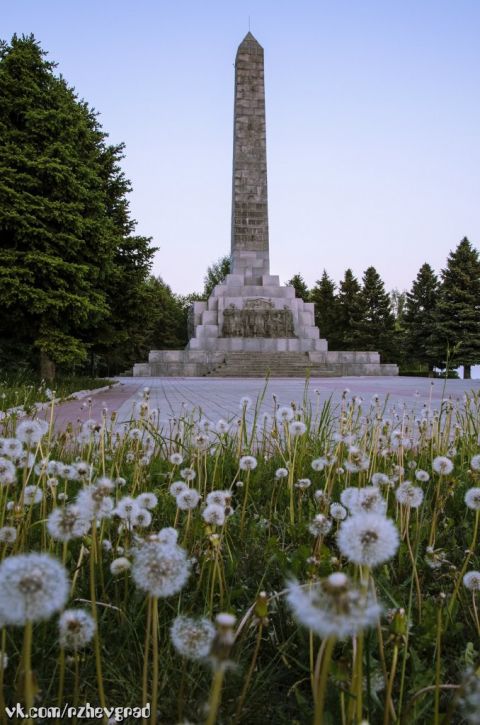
left=150, top=596, right=159, bottom=725
left=23, top=620, right=34, bottom=722
left=448, top=509, right=480, bottom=617
left=205, top=665, right=225, bottom=725
left=142, top=596, right=152, bottom=711
left=313, top=636, right=335, bottom=725
left=90, top=521, right=106, bottom=715
left=234, top=623, right=263, bottom=723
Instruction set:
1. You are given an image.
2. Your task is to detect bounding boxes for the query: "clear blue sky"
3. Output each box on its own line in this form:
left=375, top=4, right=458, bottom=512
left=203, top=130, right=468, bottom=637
left=4, top=0, right=480, bottom=296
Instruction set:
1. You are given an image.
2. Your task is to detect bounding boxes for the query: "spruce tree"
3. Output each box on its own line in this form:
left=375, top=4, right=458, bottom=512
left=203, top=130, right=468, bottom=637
left=403, top=263, right=439, bottom=372
left=0, top=35, right=154, bottom=378
left=336, top=269, right=362, bottom=350
left=352, top=267, right=396, bottom=360
left=286, top=274, right=310, bottom=302
left=202, top=256, right=231, bottom=298
left=310, top=271, right=341, bottom=348
left=429, top=238, right=480, bottom=378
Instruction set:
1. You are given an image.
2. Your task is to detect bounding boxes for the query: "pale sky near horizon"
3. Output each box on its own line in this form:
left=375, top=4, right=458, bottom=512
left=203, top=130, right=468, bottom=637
left=3, top=0, right=480, bottom=297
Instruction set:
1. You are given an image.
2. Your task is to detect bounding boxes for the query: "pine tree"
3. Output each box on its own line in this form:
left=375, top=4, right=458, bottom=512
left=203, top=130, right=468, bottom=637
left=0, top=35, right=154, bottom=378
left=352, top=267, right=397, bottom=361
left=336, top=269, right=362, bottom=350
left=286, top=274, right=310, bottom=302
left=202, top=256, right=231, bottom=298
left=310, top=271, right=341, bottom=347
left=429, top=238, right=480, bottom=378
left=403, top=263, right=439, bottom=372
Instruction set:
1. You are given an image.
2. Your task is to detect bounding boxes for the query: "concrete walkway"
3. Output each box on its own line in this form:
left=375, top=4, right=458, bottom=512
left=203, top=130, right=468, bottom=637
left=36, top=376, right=480, bottom=431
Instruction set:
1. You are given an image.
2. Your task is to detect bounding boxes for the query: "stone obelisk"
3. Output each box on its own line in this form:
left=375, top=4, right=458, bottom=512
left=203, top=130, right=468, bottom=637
left=231, top=32, right=269, bottom=285
left=132, top=33, right=399, bottom=377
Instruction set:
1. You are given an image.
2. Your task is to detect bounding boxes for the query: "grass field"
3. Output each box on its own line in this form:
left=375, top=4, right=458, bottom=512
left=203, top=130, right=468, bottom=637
left=0, top=383, right=479, bottom=723
left=0, top=373, right=114, bottom=414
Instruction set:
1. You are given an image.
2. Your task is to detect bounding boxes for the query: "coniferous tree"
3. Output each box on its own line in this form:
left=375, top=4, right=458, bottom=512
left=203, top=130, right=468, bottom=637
left=310, top=271, right=341, bottom=347
left=0, top=35, right=154, bottom=378
left=202, top=256, right=231, bottom=298
left=352, top=267, right=396, bottom=360
left=403, top=263, right=439, bottom=372
left=429, top=238, right=480, bottom=378
left=286, top=274, right=310, bottom=302
left=336, top=269, right=362, bottom=350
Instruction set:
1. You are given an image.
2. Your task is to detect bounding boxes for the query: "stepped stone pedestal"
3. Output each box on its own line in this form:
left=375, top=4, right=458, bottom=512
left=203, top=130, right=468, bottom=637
left=132, top=33, right=399, bottom=379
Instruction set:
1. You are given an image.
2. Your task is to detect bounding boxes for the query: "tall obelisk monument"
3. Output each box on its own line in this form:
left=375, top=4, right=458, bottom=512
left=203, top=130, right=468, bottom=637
left=231, top=32, right=269, bottom=285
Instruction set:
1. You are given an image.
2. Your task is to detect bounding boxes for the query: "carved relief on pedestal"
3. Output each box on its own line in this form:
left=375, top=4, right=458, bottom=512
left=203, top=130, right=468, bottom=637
left=221, top=299, right=296, bottom=338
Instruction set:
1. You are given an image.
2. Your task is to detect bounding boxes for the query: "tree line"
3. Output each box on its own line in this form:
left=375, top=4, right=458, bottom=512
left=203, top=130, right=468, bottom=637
left=1, top=35, right=479, bottom=379
left=285, top=239, right=480, bottom=378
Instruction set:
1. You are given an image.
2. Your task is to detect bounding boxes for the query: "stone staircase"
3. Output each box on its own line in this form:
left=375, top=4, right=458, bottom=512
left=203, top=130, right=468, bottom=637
left=205, top=352, right=337, bottom=378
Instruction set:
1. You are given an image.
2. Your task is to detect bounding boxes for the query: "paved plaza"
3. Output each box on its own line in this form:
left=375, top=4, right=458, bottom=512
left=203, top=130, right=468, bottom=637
left=41, top=375, right=480, bottom=431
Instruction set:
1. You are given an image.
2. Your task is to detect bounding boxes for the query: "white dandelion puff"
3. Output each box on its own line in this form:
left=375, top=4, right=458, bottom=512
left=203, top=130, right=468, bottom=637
left=58, top=609, right=96, bottom=651
left=463, top=571, right=480, bottom=592
left=311, top=458, right=328, bottom=472
left=330, top=503, right=347, bottom=521
left=239, top=455, right=257, bottom=471
left=110, top=557, right=131, bottom=576
left=176, top=488, right=201, bottom=511
left=337, top=514, right=399, bottom=567
left=202, top=504, right=225, bottom=526
left=465, top=488, right=480, bottom=511
left=275, top=468, right=289, bottom=479
left=170, top=616, right=215, bottom=660
left=289, top=421, right=307, bottom=437
left=132, top=538, right=191, bottom=598
left=0, top=553, right=69, bottom=624
left=432, top=456, right=454, bottom=475
left=169, top=452, right=184, bottom=466
left=308, top=514, right=332, bottom=537
left=286, top=573, right=381, bottom=639
left=395, top=482, right=424, bottom=508
left=47, top=505, right=91, bottom=542
left=170, top=481, right=188, bottom=498
left=137, top=492, right=158, bottom=510
left=276, top=406, right=294, bottom=423
left=470, top=455, right=480, bottom=472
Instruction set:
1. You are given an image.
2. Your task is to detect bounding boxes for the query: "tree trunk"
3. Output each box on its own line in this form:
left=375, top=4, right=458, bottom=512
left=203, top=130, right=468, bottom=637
left=40, top=350, right=56, bottom=382
left=464, top=363, right=471, bottom=380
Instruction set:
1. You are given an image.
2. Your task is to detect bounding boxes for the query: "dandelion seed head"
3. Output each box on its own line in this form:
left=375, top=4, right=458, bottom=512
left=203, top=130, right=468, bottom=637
left=202, top=504, right=225, bottom=526
left=47, top=505, right=91, bottom=542
left=58, top=609, right=96, bottom=650
left=170, top=616, right=215, bottom=660
left=137, top=492, right=158, bottom=510
left=0, top=553, right=68, bottom=624
left=289, top=421, right=306, bottom=437
left=470, top=455, right=480, bottom=472
left=465, top=488, right=480, bottom=511
left=0, top=526, right=17, bottom=544
left=337, top=514, right=399, bottom=567
left=239, top=455, right=257, bottom=471
left=180, top=467, right=196, bottom=482
left=132, top=538, right=190, bottom=598
left=169, top=452, right=184, bottom=466
left=170, top=481, right=188, bottom=498
left=395, top=482, right=424, bottom=508
left=110, top=557, right=131, bottom=576
left=330, top=503, right=347, bottom=521
left=463, top=571, right=480, bottom=591
left=276, top=406, right=294, bottom=423
left=432, top=456, right=454, bottom=475
left=308, top=514, right=332, bottom=537
left=311, top=458, right=328, bottom=472
left=286, top=575, right=381, bottom=639
left=177, top=488, right=201, bottom=511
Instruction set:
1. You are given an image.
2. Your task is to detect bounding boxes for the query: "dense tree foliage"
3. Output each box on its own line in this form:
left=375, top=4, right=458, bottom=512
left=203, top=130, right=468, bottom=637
left=429, top=238, right=480, bottom=378
left=310, top=271, right=341, bottom=348
left=403, top=263, right=440, bottom=373
left=286, top=273, right=310, bottom=302
left=335, top=269, right=363, bottom=351
left=202, top=256, right=231, bottom=299
left=351, top=267, right=397, bottom=361
left=0, top=35, right=154, bottom=377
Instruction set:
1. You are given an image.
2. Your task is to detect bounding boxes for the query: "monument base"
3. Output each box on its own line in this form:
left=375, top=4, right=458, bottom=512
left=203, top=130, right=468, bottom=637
left=133, top=273, right=398, bottom=377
